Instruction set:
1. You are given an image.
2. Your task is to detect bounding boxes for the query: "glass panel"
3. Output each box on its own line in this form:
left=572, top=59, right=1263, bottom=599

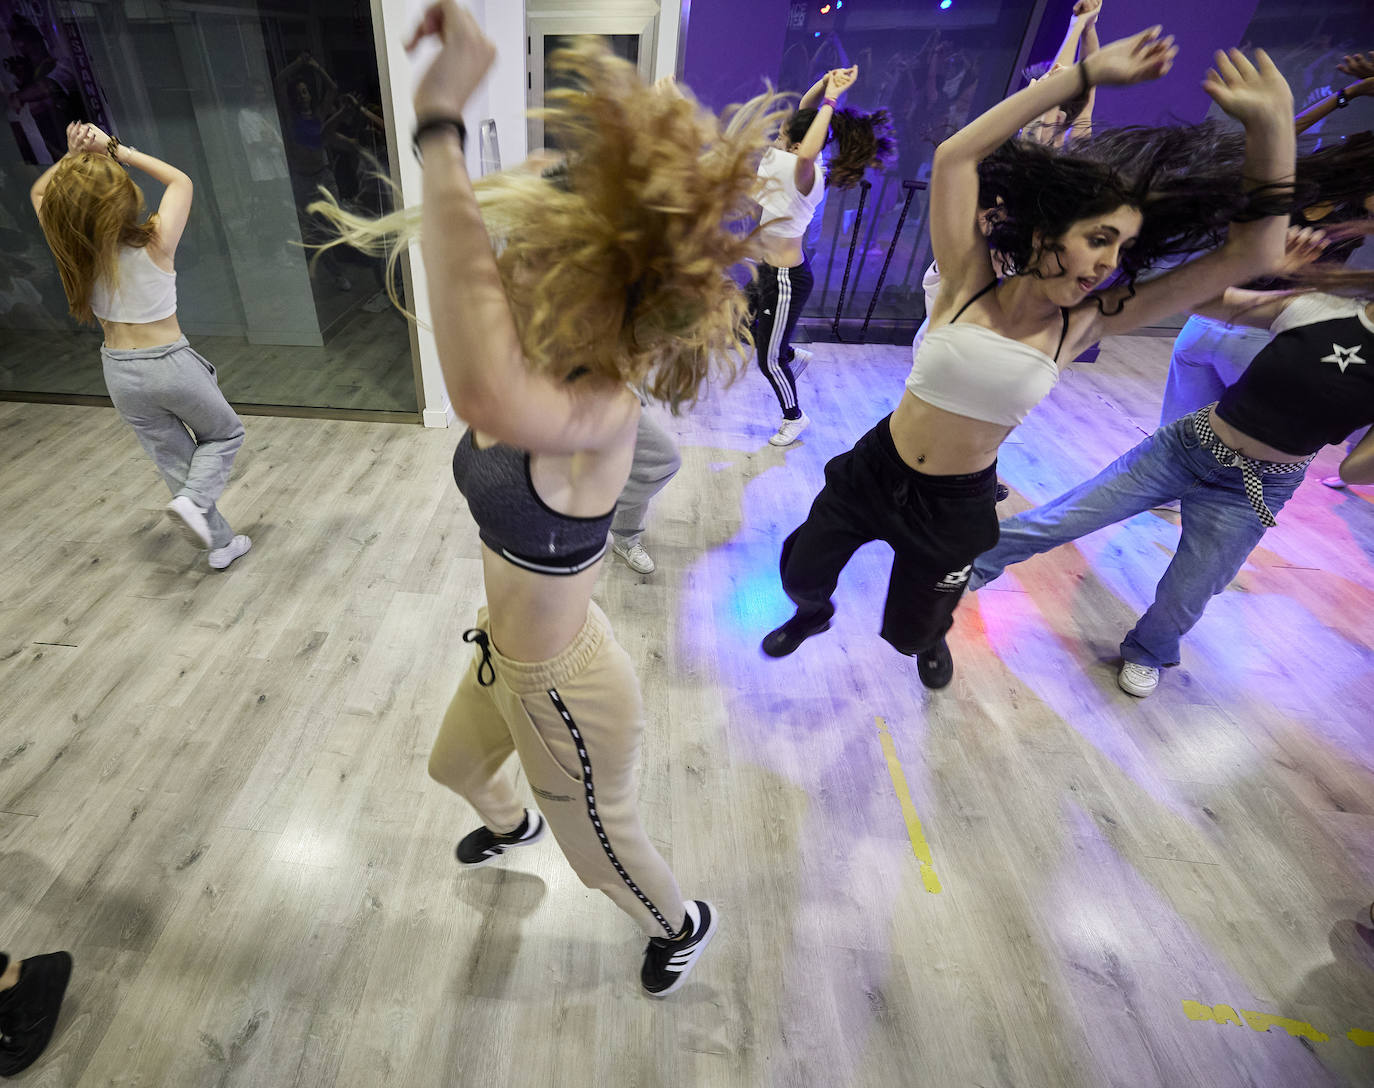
left=1212, top=0, right=1374, bottom=276
left=683, top=0, right=1038, bottom=339
left=1213, top=0, right=1374, bottom=145
left=779, top=0, right=1037, bottom=333
left=539, top=33, right=641, bottom=151
left=1, top=0, right=416, bottom=414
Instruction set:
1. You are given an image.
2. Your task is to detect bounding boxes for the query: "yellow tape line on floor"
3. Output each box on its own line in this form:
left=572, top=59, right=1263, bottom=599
left=1183, top=1000, right=1373, bottom=1047
left=875, top=716, right=942, bottom=894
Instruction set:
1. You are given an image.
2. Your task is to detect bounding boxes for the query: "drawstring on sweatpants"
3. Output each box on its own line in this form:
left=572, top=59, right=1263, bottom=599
left=463, top=627, right=495, bottom=687
left=894, top=478, right=931, bottom=521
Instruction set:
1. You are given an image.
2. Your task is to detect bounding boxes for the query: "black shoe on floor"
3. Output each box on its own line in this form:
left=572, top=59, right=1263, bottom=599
left=641, top=900, right=719, bottom=998
left=761, top=610, right=833, bottom=658
left=0, top=951, right=73, bottom=1078
left=916, top=638, right=954, bottom=689
left=455, top=810, right=546, bottom=868
left=995, top=483, right=1010, bottom=502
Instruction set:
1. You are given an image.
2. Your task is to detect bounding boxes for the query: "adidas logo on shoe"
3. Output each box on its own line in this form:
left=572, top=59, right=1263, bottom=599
left=455, top=810, right=546, bottom=867
left=641, top=900, right=719, bottom=997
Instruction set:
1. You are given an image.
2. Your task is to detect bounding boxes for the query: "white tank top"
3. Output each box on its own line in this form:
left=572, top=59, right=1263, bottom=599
left=904, top=280, right=1066, bottom=427
left=90, top=245, right=177, bottom=323
left=755, top=147, right=825, bottom=241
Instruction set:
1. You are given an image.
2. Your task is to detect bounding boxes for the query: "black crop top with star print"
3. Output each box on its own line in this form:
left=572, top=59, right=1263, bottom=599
left=1214, top=293, right=1374, bottom=456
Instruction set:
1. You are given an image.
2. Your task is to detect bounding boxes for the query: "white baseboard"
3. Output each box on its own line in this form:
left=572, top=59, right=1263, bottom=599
left=422, top=400, right=455, bottom=428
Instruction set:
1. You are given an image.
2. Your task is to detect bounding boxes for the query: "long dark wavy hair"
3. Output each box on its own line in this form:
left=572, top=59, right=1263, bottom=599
left=974, top=122, right=1344, bottom=313
left=783, top=106, right=896, bottom=190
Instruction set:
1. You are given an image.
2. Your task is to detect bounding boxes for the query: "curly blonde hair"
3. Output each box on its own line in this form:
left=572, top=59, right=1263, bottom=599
left=37, top=153, right=158, bottom=323
left=312, top=42, right=786, bottom=411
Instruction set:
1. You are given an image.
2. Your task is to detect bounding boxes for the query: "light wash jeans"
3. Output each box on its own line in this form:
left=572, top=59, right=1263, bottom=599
left=1158, top=315, right=1272, bottom=426
left=968, top=414, right=1304, bottom=668
left=102, top=338, right=245, bottom=548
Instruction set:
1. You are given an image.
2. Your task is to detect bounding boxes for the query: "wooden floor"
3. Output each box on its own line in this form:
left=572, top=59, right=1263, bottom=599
left=1, top=334, right=1372, bottom=1088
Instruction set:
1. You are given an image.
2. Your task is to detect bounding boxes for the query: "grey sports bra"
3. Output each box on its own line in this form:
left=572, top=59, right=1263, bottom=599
left=451, top=430, right=613, bottom=575
left=904, top=280, right=1069, bottom=427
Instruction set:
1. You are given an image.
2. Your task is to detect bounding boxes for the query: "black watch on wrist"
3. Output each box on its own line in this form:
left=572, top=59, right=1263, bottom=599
left=412, top=117, right=467, bottom=162
left=1336, top=90, right=1350, bottom=108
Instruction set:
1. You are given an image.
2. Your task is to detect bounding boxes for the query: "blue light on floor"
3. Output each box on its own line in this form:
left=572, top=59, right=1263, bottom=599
left=940, top=0, right=953, bottom=8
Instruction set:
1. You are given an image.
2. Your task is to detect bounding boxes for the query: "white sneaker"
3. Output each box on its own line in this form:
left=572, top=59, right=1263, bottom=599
left=208, top=534, right=252, bottom=570
left=166, top=496, right=212, bottom=549
left=769, top=413, right=810, bottom=447
left=790, top=347, right=814, bottom=379
left=613, top=540, right=656, bottom=574
left=1118, top=661, right=1160, bottom=698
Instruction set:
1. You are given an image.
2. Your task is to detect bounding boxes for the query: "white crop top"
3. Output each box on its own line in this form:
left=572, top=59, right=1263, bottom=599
left=904, top=280, right=1067, bottom=427
left=89, top=245, right=177, bottom=323
left=755, top=147, right=825, bottom=241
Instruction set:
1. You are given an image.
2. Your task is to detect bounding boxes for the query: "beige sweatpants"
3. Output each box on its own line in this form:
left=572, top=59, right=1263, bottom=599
left=428, top=602, right=687, bottom=939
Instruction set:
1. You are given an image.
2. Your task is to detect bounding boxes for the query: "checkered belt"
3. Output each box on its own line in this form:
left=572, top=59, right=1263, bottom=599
left=1191, top=404, right=1313, bottom=528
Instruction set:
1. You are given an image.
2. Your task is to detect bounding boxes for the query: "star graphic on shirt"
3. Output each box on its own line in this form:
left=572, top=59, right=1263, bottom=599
left=1320, top=343, right=1366, bottom=372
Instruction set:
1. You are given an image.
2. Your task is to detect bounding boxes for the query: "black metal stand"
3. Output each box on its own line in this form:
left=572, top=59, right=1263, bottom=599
left=829, top=179, right=871, bottom=342
left=859, top=180, right=927, bottom=337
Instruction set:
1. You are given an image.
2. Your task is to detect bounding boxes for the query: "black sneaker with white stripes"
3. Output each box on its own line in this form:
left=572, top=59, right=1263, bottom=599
left=454, top=809, right=546, bottom=868
left=641, top=900, right=719, bottom=997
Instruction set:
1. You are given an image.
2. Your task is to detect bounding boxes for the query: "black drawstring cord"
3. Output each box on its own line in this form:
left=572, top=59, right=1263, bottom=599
left=463, top=628, right=495, bottom=687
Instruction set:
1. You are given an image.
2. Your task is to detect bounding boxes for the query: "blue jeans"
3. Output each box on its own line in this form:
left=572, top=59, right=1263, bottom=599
left=1158, top=315, right=1272, bottom=427
left=967, top=415, right=1304, bottom=668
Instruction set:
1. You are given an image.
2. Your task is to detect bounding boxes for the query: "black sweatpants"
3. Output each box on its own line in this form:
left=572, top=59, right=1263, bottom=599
left=779, top=415, right=1000, bottom=655
left=748, top=259, right=814, bottom=420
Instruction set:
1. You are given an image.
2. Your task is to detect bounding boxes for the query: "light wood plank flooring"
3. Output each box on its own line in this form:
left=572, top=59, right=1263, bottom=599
left=1, top=334, right=1372, bottom=1087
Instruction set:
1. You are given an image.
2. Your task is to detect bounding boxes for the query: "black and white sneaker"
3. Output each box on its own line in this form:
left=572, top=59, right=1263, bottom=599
left=641, top=900, right=719, bottom=998
left=454, top=810, right=546, bottom=868
left=0, top=951, right=73, bottom=1078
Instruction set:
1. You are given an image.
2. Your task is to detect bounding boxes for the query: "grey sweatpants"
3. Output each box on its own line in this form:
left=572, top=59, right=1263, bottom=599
left=611, top=406, right=681, bottom=548
left=101, top=338, right=245, bottom=548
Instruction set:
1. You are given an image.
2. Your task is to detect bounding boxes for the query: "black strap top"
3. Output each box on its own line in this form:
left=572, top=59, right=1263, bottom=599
left=451, top=430, right=613, bottom=576
left=952, top=280, right=1071, bottom=362
left=1215, top=294, right=1374, bottom=456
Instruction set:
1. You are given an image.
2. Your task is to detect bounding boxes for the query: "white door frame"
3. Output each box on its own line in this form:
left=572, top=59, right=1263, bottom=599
left=526, top=6, right=660, bottom=150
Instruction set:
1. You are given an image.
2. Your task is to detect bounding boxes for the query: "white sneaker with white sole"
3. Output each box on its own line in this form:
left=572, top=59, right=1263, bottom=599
left=789, top=347, right=814, bottom=379
left=769, top=412, right=810, bottom=447
left=1118, top=661, right=1160, bottom=697
left=166, top=496, right=212, bottom=549
left=613, top=540, right=656, bottom=574
left=208, top=535, right=252, bottom=570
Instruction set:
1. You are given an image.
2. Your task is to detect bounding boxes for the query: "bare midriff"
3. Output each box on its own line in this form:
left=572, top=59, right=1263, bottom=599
left=480, top=547, right=608, bottom=662
left=889, top=390, right=1011, bottom=476
left=99, top=313, right=183, bottom=350
left=1205, top=407, right=1310, bottom=464
left=758, top=234, right=806, bottom=269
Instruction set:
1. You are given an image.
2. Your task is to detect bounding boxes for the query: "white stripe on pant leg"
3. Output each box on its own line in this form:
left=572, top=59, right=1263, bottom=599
left=765, top=267, right=797, bottom=412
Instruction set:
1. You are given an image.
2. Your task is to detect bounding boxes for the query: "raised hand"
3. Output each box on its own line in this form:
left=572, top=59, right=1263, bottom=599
left=406, top=0, right=496, bottom=119
left=1337, top=51, right=1374, bottom=81
left=1202, top=48, right=1293, bottom=127
left=827, top=65, right=858, bottom=96
left=1083, top=26, right=1176, bottom=87
left=1275, top=226, right=1328, bottom=277
left=65, top=121, right=87, bottom=155
left=1072, top=0, right=1102, bottom=26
